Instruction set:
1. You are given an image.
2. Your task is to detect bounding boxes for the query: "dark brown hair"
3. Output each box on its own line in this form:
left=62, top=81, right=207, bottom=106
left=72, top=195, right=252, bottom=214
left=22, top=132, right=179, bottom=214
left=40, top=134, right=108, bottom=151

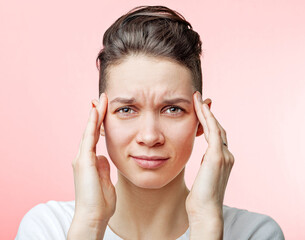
left=95, top=5, right=203, bottom=97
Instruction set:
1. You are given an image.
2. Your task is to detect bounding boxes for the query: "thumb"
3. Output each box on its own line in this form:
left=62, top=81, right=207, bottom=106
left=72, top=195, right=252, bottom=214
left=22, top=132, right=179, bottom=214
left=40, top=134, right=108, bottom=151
left=96, top=155, right=111, bottom=182
left=96, top=155, right=116, bottom=204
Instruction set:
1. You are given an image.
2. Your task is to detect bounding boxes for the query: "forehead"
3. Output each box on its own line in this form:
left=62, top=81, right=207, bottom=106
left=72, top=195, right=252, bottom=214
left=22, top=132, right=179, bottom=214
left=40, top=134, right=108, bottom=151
left=105, top=55, right=194, bottom=98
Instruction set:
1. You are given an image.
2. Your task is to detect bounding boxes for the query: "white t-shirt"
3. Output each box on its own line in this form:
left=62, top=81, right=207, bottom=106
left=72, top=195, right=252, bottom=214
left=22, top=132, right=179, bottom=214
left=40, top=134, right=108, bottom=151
left=15, top=200, right=285, bottom=239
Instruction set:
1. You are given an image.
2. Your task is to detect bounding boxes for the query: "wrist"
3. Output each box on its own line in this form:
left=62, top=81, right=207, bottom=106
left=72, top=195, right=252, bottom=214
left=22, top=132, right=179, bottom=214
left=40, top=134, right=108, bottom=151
left=188, top=209, right=223, bottom=226
left=68, top=215, right=109, bottom=240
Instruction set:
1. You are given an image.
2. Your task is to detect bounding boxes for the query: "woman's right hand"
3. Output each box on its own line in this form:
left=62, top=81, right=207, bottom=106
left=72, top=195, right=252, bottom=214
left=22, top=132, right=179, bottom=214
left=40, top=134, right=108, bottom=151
left=71, top=92, right=116, bottom=225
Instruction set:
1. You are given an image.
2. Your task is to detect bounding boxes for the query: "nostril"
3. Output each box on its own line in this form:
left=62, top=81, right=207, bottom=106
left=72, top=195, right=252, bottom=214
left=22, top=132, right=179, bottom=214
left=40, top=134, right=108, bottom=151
left=136, top=130, right=165, bottom=147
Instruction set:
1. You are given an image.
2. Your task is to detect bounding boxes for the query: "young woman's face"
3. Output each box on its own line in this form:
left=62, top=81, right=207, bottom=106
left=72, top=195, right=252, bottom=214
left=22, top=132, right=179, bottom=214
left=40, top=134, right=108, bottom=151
left=102, top=54, right=201, bottom=189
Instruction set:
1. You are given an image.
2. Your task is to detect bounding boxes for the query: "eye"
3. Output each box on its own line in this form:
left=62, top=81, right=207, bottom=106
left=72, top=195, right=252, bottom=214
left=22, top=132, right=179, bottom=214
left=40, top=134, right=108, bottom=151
left=115, top=105, right=185, bottom=117
left=116, top=106, right=136, bottom=115
left=164, top=106, right=184, bottom=115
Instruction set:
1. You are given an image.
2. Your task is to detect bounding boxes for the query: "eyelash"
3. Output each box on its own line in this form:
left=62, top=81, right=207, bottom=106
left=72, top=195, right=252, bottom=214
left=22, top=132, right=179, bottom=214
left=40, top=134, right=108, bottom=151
left=116, top=105, right=185, bottom=116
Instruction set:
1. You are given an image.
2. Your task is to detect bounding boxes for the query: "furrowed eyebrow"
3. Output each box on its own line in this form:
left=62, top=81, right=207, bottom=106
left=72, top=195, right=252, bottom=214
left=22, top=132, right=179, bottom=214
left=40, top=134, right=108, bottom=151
left=109, top=97, right=191, bottom=105
left=110, top=97, right=137, bottom=105
left=162, top=98, right=191, bottom=105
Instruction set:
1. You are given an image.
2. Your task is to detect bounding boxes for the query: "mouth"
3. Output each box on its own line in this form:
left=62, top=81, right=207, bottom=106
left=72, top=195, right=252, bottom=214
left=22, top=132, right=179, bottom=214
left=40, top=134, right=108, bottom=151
left=130, top=155, right=169, bottom=169
left=131, top=155, right=169, bottom=161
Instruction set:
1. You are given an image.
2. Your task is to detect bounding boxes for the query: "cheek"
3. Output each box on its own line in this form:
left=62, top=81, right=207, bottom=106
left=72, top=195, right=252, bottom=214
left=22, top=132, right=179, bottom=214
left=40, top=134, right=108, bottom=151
left=103, top=115, right=134, bottom=162
left=104, top=114, right=135, bottom=140
left=168, top=112, right=198, bottom=138
left=166, top=116, right=198, bottom=160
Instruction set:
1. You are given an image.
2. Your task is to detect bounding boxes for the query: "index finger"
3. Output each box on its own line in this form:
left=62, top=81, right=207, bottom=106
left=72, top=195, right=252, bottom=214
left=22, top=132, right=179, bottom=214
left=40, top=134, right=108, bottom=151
left=193, top=92, right=209, bottom=141
left=202, top=103, right=223, bottom=153
left=96, top=93, right=108, bottom=131
left=80, top=107, right=99, bottom=156
left=80, top=93, right=108, bottom=156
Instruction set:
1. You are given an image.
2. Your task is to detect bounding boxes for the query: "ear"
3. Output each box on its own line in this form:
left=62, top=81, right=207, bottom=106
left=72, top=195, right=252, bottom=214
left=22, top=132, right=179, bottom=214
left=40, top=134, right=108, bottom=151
left=196, top=122, right=204, bottom=137
left=195, top=99, right=212, bottom=137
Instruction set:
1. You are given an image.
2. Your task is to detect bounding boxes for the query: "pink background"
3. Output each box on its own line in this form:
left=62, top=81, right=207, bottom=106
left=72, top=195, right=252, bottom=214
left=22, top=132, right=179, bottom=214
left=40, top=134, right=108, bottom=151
left=1, top=0, right=304, bottom=239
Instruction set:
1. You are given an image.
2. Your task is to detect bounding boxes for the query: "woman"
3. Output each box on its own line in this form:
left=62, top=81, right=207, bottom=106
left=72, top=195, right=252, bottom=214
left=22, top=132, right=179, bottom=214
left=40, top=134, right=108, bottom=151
left=16, top=5, right=284, bottom=240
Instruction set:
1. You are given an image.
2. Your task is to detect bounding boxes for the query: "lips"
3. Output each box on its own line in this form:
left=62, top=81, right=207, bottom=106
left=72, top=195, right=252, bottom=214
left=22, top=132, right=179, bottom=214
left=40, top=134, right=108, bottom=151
left=131, top=155, right=169, bottom=169
left=131, top=155, right=169, bottom=161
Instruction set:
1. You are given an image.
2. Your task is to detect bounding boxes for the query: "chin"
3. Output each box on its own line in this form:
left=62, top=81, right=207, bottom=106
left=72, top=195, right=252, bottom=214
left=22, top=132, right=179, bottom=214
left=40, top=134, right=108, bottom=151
left=121, top=170, right=175, bottom=189
left=137, top=177, right=172, bottom=189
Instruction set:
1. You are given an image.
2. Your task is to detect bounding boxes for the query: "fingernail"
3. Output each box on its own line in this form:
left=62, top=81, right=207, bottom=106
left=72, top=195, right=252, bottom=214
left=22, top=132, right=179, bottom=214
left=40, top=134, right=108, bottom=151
left=91, top=100, right=96, bottom=108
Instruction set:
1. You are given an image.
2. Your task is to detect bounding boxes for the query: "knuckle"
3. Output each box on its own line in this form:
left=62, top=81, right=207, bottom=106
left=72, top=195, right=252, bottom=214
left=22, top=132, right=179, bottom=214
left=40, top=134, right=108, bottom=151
left=224, top=155, right=231, bottom=163
left=72, top=155, right=79, bottom=165
left=230, top=156, right=235, bottom=165
left=214, top=128, right=222, bottom=136
left=227, top=153, right=235, bottom=165
left=71, top=159, right=77, bottom=170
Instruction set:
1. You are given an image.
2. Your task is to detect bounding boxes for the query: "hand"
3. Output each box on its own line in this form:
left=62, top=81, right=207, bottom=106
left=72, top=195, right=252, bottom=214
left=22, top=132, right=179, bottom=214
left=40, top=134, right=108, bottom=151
left=186, top=91, right=235, bottom=224
left=71, top=93, right=116, bottom=224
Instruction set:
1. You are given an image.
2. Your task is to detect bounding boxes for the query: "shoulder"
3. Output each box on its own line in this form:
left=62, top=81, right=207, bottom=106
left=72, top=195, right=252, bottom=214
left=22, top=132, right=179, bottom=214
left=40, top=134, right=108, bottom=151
left=223, top=205, right=285, bottom=240
left=15, top=200, right=75, bottom=240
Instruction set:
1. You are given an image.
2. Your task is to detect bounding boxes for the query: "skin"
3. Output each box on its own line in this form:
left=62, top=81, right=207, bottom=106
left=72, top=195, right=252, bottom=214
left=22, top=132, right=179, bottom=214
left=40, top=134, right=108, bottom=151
left=69, top=54, right=234, bottom=240
left=100, top=54, right=203, bottom=239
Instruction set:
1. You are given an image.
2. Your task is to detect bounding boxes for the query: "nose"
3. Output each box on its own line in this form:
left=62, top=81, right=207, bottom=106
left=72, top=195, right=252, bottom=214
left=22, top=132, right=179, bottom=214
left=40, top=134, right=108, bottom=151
left=135, top=113, right=165, bottom=147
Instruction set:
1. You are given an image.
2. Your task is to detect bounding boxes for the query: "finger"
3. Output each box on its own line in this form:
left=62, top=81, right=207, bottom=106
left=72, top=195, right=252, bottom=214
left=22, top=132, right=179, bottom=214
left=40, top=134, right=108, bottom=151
left=194, top=91, right=228, bottom=151
left=96, top=93, right=108, bottom=130
left=80, top=106, right=99, bottom=155
left=195, top=91, right=228, bottom=148
left=96, top=155, right=111, bottom=182
left=96, top=155, right=116, bottom=204
left=215, top=118, right=228, bottom=148
left=91, top=99, right=99, bottom=108
left=76, top=137, right=83, bottom=159
left=202, top=103, right=223, bottom=152
left=193, top=92, right=209, bottom=141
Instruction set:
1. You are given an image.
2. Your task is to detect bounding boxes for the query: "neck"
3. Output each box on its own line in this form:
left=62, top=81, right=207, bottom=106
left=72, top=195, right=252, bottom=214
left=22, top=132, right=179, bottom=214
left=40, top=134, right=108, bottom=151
left=108, top=168, right=190, bottom=239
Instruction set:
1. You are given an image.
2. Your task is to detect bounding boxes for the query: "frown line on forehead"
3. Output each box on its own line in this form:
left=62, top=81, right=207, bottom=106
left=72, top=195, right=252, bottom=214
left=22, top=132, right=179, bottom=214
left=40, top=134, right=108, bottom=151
left=109, top=97, right=191, bottom=105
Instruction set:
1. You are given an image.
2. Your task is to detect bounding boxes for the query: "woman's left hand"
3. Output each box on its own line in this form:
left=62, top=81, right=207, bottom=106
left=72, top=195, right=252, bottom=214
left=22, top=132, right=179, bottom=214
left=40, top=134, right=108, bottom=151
left=185, top=91, right=235, bottom=226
